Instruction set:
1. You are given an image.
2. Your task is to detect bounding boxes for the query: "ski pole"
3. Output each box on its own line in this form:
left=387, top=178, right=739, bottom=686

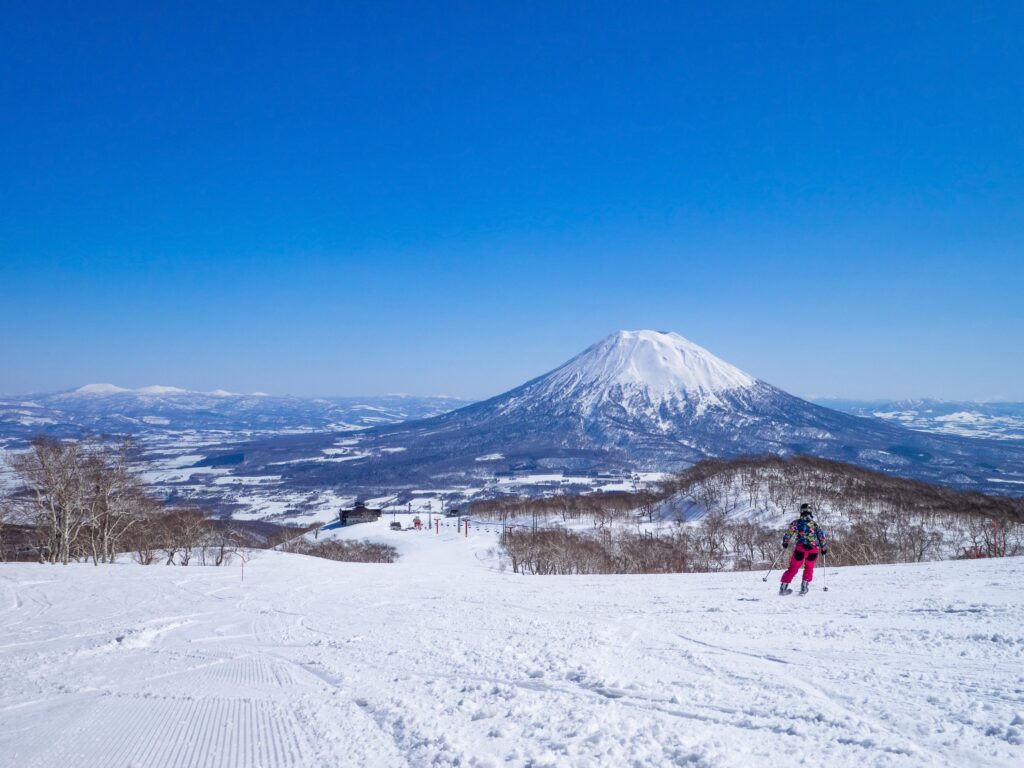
left=820, top=554, right=829, bottom=592
left=762, top=549, right=784, bottom=582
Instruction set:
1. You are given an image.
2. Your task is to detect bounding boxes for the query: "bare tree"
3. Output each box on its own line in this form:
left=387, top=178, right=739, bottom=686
left=9, top=437, right=88, bottom=564
left=205, top=525, right=243, bottom=566
left=128, top=507, right=161, bottom=565
left=0, top=494, right=10, bottom=563
left=84, top=437, right=149, bottom=564
left=160, top=509, right=211, bottom=565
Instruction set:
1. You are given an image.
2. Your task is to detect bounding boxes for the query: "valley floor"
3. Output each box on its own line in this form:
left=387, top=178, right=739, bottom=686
left=1, top=521, right=1022, bottom=767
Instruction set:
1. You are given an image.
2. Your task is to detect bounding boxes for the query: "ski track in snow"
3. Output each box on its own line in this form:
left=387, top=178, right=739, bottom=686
left=1, top=524, right=1022, bottom=767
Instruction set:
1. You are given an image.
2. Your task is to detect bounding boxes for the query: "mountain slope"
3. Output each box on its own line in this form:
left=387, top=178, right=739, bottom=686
left=5, top=544, right=1022, bottom=766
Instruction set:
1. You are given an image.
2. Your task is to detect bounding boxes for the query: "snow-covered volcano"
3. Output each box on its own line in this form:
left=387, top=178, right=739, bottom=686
left=523, top=330, right=755, bottom=417
left=241, top=330, right=1024, bottom=495
left=465, top=329, right=859, bottom=459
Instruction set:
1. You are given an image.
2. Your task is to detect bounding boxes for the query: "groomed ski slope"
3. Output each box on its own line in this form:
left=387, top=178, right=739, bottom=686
left=1, top=521, right=1022, bottom=767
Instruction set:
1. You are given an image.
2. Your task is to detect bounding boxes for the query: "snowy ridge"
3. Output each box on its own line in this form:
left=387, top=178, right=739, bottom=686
left=72, top=383, right=131, bottom=395
left=71, top=383, right=244, bottom=397
left=136, top=385, right=189, bottom=395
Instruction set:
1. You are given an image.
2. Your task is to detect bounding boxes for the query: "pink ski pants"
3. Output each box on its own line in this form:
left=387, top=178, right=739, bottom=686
left=780, top=545, right=819, bottom=584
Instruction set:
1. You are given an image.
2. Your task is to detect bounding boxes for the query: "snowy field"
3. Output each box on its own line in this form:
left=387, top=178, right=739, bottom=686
left=1, top=521, right=1022, bottom=767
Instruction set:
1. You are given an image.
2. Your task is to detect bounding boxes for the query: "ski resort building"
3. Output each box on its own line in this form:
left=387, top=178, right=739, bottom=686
left=338, top=500, right=382, bottom=527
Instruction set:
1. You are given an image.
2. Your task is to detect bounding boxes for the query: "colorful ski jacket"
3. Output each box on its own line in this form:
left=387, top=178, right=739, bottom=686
left=783, top=517, right=827, bottom=550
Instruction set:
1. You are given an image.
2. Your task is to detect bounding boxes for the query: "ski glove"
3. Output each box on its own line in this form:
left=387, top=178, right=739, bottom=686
left=782, top=542, right=789, bottom=549
left=820, top=548, right=828, bottom=556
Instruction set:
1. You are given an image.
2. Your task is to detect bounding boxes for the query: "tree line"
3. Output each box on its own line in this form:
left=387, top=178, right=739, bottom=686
left=491, top=455, right=1024, bottom=575
left=280, top=537, right=398, bottom=563
left=1, top=436, right=248, bottom=565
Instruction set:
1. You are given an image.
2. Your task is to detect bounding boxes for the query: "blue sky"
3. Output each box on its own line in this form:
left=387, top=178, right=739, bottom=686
left=2, top=2, right=1022, bottom=400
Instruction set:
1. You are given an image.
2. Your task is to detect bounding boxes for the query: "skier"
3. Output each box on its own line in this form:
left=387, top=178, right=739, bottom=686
left=779, top=503, right=828, bottom=595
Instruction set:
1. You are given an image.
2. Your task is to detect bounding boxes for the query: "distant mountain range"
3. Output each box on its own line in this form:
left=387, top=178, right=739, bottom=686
left=814, top=398, right=1024, bottom=442
left=0, top=387, right=470, bottom=441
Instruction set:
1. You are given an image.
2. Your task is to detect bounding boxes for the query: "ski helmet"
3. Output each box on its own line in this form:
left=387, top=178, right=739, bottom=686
left=799, top=503, right=813, bottom=517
